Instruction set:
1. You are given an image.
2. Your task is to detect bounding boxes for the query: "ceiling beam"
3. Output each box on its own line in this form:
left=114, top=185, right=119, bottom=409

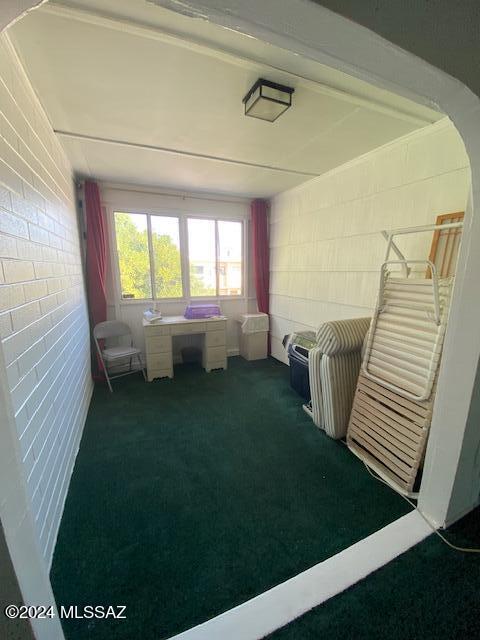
left=41, top=1, right=437, bottom=128
left=54, top=130, right=321, bottom=177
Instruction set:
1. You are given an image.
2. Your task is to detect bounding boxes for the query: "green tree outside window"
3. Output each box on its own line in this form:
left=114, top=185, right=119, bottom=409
left=115, top=212, right=211, bottom=299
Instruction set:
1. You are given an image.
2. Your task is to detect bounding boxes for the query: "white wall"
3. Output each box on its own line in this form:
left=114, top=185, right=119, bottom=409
left=269, top=118, right=470, bottom=363
left=100, top=183, right=257, bottom=360
left=0, top=34, right=92, bottom=567
left=0, top=0, right=45, bottom=33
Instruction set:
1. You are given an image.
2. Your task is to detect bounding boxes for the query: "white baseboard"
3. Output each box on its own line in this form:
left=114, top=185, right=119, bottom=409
left=168, top=510, right=431, bottom=640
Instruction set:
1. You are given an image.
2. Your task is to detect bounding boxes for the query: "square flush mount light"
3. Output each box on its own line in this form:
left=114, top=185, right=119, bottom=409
left=242, top=78, right=294, bottom=122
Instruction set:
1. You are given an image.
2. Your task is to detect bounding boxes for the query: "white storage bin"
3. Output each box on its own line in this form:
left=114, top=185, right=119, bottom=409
left=238, top=313, right=269, bottom=360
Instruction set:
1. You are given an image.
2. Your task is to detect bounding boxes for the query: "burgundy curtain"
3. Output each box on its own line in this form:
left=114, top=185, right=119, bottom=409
left=84, top=180, right=107, bottom=376
left=251, top=198, right=270, bottom=352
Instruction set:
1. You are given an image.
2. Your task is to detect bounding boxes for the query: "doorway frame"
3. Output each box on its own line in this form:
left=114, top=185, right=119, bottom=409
left=1, top=1, right=479, bottom=638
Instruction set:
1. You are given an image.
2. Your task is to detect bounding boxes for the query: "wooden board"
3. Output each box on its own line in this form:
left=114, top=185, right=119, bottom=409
left=427, top=211, right=464, bottom=278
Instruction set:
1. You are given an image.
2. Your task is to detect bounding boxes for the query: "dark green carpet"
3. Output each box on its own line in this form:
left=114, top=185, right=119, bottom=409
left=50, top=357, right=409, bottom=639
left=268, top=506, right=480, bottom=640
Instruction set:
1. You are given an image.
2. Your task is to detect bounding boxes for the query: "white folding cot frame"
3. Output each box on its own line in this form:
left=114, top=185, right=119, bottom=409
left=363, top=222, right=463, bottom=402
left=348, top=221, right=463, bottom=497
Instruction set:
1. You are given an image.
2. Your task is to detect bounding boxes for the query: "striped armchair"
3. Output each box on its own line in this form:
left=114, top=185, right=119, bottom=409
left=308, top=317, right=371, bottom=439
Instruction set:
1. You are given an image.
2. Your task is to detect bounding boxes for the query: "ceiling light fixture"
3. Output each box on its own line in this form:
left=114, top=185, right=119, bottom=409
left=242, top=78, right=294, bottom=122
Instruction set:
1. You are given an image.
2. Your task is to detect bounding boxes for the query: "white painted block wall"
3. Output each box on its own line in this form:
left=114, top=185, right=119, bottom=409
left=0, top=35, right=92, bottom=567
left=270, top=119, right=470, bottom=363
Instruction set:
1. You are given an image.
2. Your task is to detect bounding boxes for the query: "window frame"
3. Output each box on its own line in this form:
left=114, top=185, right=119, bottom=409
left=187, top=216, right=244, bottom=299
left=110, top=208, right=246, bottom=304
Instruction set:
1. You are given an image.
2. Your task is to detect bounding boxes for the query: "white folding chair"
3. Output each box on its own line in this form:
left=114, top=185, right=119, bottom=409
left=93, top=320, right=146, bottom=392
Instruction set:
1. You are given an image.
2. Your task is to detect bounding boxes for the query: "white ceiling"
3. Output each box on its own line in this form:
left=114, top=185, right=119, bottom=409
left=8, top=0, right=443, bottom=198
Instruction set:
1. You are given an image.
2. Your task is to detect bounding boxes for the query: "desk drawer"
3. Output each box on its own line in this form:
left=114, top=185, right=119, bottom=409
left=206, top=320, right=226, bottom=331
left=144, top=324, right=170, bottom=336
left=146, top=336, right=172, bottom=354
left=147, top=367, right=173, bottom=381
left=205, top=359, right=227, bottom=372
left=171, top=322, right=206, bottom=335
left=205, top=330, right=226, bottom=347
left=205, top=345, right=227, bottom=363
left=147, top=352, right=172, bottom=370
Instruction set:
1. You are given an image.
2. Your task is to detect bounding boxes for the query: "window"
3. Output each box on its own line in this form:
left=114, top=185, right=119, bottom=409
left=218, top=220, right=242, bottom=296
left=187, top=218, right=216, bottom=297
left=187, top=218, right=243, bottom=297
left=114, top=212, right=152, bottom=299
left=114, top=212, right=182, bottom=300
left=113, top=211, right=243, bottom=300
left=151, top=215, right=183, bottom=298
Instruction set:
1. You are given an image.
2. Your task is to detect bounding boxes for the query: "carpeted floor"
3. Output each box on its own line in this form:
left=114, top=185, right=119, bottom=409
left=267, top=505, right=480, bottom=639
left=50, top=356, right=409, bottom=640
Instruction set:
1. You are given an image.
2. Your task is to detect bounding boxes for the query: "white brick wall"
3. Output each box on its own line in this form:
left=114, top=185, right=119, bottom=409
left=270, top=119, right=471, bottom=363
left=0, top=34, right=92, bottom=567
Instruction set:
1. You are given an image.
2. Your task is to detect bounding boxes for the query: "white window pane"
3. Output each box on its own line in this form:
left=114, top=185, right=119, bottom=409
left=114, top=212, right=152, bottom=299
left=188, top=218, right=216, bottom=296
left=151, top=216, right=183, bottom=298
left=218, top=220, right=242, bottom=296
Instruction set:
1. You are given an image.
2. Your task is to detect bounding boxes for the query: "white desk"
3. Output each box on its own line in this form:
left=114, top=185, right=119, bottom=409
left=143, top=315, right=227, bottom=381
